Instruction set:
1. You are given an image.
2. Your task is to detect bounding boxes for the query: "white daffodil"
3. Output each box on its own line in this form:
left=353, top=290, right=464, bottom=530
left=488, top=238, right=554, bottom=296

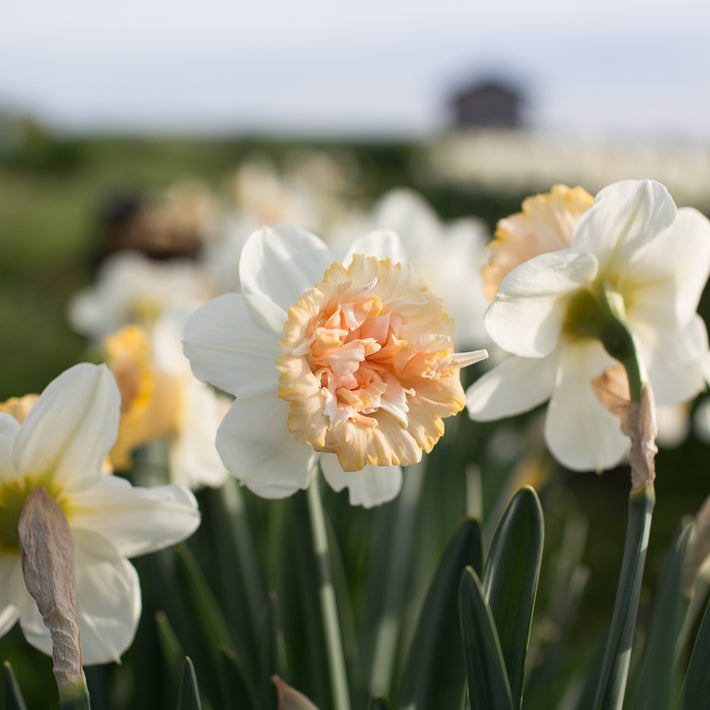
left=183, top=225, right=487, bottom=507
left=467, top=179, right=710, bottom=471
left=68, top=251, right=213, bottom=343
left=0, top=363, right=200, bottom=663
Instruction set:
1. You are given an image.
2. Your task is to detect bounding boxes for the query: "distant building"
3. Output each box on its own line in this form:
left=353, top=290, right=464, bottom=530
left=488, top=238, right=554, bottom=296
left=449, top=79, right=525, bottom=129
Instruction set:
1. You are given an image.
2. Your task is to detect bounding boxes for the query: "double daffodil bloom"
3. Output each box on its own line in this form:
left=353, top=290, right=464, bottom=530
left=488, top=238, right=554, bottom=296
left=467, top=179, right=710, bottom=471
left=0, top=363, right=200, bottom=663
left=184, top=225, right=486, bottom=506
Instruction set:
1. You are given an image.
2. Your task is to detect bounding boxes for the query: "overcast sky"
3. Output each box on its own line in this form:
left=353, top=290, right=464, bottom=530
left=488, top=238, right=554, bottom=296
left=3, top=0, right=710, bottom=142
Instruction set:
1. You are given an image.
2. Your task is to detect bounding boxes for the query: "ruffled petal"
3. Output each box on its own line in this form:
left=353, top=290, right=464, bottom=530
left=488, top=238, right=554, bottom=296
left=239, top=225, right=332, bottom=314
left=486, top=249, right=598, bottom=357
left=67, top=475, right=200, bottom=559
left=13, top=364, right=119, bottom=492
left=636, top=315, right=709, bottom=406
left=320, top=454, right=402, bottom=507
left=466, top=354, right=557, bottom=421
left=216, top=394, right=316, bottom=498
left=183, top=294, right=281, bottom=398
left=572, top=180, right=676, bottom=272
left=344, top=229, right=407, bottom=265
left=544, top=341, right=626, bottom=471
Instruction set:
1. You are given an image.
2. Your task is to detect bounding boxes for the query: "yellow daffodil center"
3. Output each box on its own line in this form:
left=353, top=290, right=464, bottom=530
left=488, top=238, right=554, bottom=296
left=482, top=184, right=594, bottom=300
left=0, top=476, right=66, bottom=553
left=104, top=325, right=181, bottom=470
left=277, top=254, right=484, bottom=471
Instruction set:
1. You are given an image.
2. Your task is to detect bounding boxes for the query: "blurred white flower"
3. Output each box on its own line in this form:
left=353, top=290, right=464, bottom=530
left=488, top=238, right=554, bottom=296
left=370, top=189, right=491, bottom=348
left=104, top=321, right=229, bottom=490
left=0, top=363, right=200, bottom=663
left=467, top=179, right=710, bottom=471
left=68, top=251, right=213, bottom=343
left=184, top=225, right=486, bottom=507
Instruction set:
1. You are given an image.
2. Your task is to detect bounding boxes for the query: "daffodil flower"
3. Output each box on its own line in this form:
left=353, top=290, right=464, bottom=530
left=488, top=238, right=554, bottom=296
left=467, top=179, right=710, bottom=471
left=183, top=225, right=487, bottom=507
left=0, top=363, right=200, bottom=663
left=104, top=321, right=229, bottom=490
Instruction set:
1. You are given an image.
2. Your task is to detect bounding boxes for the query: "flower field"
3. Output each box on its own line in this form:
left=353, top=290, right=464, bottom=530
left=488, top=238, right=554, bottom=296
left=2, top=128, right=710, bottom=709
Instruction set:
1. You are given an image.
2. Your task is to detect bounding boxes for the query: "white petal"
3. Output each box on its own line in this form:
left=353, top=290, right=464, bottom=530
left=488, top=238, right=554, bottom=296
left=0, top=554, right=21, bottom=638
left=466, top=354, right=556, bottom=421
left=486, top=250, right=598, bottom=357
left=626, top=207, right=710, bottom=330
left=373, top=188, right=440, bottom=263
left=169, top=378, right=230, bottom=489
left=0, top=414, right=19, bottom=480
left=637, top=315, right=709, bottom=406
left=73, top=529, right=141, bottom=664
left=544, top=341, right=626, bottom=471
left=68, top=475, right=200, bottom=559
left=573, top=180, right=676, bottom=272
left=239, top=225, right=332, bottom=313
left=344, top=229, right=407, bottom=265
left=216, top=394, right=316, bottom=498
left=320, top=454, right=402, bottom=507
left=183, top=294, right=280, bottom=398
left=13, top=364, right=119, bottom=492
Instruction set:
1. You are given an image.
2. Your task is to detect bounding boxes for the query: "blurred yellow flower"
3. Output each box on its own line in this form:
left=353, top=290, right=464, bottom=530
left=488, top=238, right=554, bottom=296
left=104, top=325, right=179, bottom=470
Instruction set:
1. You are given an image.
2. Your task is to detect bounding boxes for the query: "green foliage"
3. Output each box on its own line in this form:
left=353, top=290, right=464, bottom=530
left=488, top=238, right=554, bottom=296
left=176, top=658, right=201, bottom=710
left=2, top=662, right=27, bottom=710
left=397, top=519, right=483, bottom=709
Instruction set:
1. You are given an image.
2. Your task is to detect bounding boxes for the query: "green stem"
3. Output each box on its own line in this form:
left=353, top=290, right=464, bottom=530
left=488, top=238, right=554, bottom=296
left=592, top=484, right=655, bottom=710
left=306, top=476, right=351, bottom=710
left=58, top=675, right=91, bottom=710
left=592, top=333, right=655, bottom=710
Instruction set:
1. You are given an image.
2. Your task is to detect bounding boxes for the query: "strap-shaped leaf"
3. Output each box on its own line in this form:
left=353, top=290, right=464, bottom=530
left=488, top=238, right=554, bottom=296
left=482, top=486, right=544, bottom=706
left=398, top=518, right=483, bottom=709
left=681, top=592, right=710, bottom=709
left=627, top=522, right=692, bottom=710
left=459, top=567, right=514, bottom=710
left=177, top=658, right=202, bottom=710
left=2, top=662, right=28, bottom=710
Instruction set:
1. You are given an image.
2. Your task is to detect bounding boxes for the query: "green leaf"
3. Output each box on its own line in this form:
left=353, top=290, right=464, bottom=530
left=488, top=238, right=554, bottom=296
left=482, top=485, right=544, bottom=706
left=369, top=698, right=390, bottom=710
left=156, top=610, right=186, bottom=690
left=176, top=658, right=202, bottom=710
left=217, top=646, right=260, bottom=710
left=680, top=591, right=710, bottom=709
left=593, top=483, right=655, bottom=710
left=397, top=518, right=483, bottom=709
left=459, top=567, right=514, bottom=710
left=2, top=662, right=28, bottom=710
left=627, top=522, right=692, bottom=710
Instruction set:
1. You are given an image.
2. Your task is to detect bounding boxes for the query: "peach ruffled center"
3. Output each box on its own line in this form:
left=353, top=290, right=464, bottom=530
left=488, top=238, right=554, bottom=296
left=277, top=254, right=486, bottom=471
left=482, top=184, right=594, bottom=300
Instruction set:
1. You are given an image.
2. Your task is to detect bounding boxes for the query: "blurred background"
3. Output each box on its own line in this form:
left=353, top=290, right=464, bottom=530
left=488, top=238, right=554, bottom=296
left=2, top=1, right=710, bottom=705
